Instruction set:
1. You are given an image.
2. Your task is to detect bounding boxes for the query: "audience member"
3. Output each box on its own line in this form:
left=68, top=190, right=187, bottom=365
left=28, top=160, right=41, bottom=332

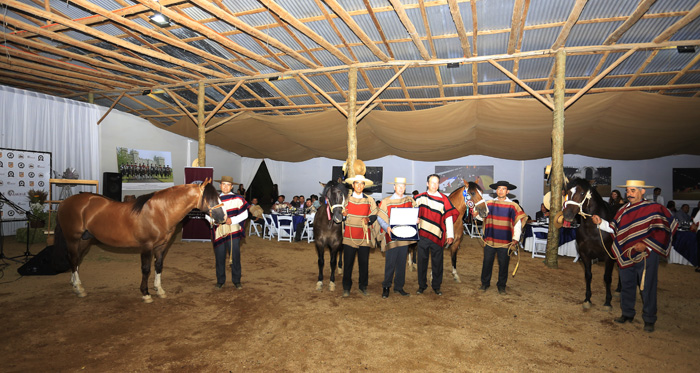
left=290, top=195, right=301, bottom=208
left=691, top=201, right=700, bottom=218
left=535, top=203, right=550, bottom=221
left=609, top=189, right=625, bottom=206
left=248, top=197, right=264, bottom=225
left=652, top=187, right=664, bottom=205
left=311, top=194, right=321, bottom=209
left=237, top=184, right=246, bottom=199
left=675, top=204, right=692, bottom=224
left=294, top=199, right=317, bottom=241
left=666, top=200, right=677, bottom=214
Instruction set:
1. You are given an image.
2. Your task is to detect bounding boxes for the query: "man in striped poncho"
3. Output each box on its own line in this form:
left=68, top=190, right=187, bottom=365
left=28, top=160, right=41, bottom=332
left=476, top=180, right=527, bottom=295
left=592, top=180, right=677, bottom=333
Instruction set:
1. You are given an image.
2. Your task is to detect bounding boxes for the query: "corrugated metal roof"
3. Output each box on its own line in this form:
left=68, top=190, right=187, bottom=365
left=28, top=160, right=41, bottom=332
left=476, top=0, right=516, bottom=31
left=566, top=21, right=623, bottom=47
left=526, top=0, right=575, bottom=25
left=618, top=16, right=682, bottom=44
left=579, top=0, right=640, bottom=20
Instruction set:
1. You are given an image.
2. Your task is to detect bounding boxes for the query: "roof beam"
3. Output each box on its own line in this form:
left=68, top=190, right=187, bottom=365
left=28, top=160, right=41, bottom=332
left=356, top=63, right=411, bottom=118
left=0, top=61, right=110, bottom=90
left=488, top=59, right=554, bottom=110
left=298, top=73, right=348, bottom=117
left=4, top=0, right=223, bottom=79
left=202, top=80, right=245, bottom=127
left=447, top=0, right=473, bottom=58
left=565, top=48, right=637, bottom=108
left=323, top=0, right=390, bottom=62
left=604, top=0, right=657, bottom=45
left=653, top=1, right=700, bottom=43
left=258, top=0, right=354, bottom=65
left=363, top=0, right=394, bottom=59
left=507, top=0, right=527, bottom=55
left=551, top=0, right=589, bottom=50
left=192, top=0, right=319, bottom=68
left=388, top=0, right=431, bottom=60
left=163, top=87, right=199, bottom=126
left=660, top=52, right=700, bottom=94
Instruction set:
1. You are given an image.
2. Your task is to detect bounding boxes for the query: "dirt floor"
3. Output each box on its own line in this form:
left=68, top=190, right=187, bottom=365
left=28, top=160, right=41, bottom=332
left=1, top=231, right=699, bottom=372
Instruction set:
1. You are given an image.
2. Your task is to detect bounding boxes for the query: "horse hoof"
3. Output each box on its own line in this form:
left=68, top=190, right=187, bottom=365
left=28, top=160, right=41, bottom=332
left=603, top=305, right=612, bottom=312
left=337, top=268, right=343, bottom=276
left=73, top=287, right=87, bottom=297
left=453, top=275, right=461, bottom=283
left=613, top=292, right=621, bottom=298
left=316, top=281, right=323, bottom=291
left=142, top=295, right=153, bottom=303
left=582, top=301, right=592, bottom=310
left=157, top=292, right=167, bottom=299
left=329, top=282, right=336, bottom=291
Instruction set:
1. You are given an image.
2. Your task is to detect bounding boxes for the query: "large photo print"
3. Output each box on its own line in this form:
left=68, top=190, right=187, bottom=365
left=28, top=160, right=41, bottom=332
left=673, top=168, right=700, bottom=200
left=117, top=147, right=174, bottom=190
left=434, top=165, right=494, bottom=195
left=332, top=166, right=383, bottom=194
left=543, top=166, right=612, bottom=196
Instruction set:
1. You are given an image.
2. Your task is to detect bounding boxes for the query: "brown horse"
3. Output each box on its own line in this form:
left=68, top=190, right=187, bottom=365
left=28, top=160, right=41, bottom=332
left=313, top=180, right=348, bottom=291
left=54, top=178, right=226, bottom=302
left=407, top=182, right=488, bottom=282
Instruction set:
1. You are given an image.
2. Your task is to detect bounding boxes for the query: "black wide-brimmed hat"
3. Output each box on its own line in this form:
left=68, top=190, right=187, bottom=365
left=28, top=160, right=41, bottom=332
left=489, top=180, right=517, bottom=190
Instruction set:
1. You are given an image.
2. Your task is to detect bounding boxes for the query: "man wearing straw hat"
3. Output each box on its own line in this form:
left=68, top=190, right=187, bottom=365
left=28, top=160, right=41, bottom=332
left=414, top=174, right=460, bottom=296
left=592, top=180, right=677, bottom=333
left=476, top=180, right=527, bottom=295
left=208, top=175, right=249, bottom=290
left=342, top=174, right=378, bottom=297
left=376, top=177, right=417, bottom=299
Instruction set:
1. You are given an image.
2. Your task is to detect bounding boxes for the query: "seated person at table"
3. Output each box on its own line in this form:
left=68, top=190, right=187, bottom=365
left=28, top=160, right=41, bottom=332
left=290, top=196, right=301, bottom=208
left=666, top=200, right=677, bottom=214
left=691, top=201, right=700, bottom=219
left=294, top=199, right=317, bottom=241
left=535, top=203, right=550, bottom=221
left=272, top=195, right=291, bottom=212
left=675, top=204, right=692, bottom=225
left=248, top=197, right=264, bottom=225
left=311, top=194, right=321, bottom=209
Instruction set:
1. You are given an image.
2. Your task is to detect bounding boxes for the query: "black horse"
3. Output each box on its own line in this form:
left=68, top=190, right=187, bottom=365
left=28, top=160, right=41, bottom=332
left=562, top=178, right=622, bottom=310
left=313, top=180, right=348, bottom=291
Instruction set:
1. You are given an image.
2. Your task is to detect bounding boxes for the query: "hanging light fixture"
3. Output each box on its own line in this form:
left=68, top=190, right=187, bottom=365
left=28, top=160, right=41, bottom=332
left=149, top=1, right=171, bottom=27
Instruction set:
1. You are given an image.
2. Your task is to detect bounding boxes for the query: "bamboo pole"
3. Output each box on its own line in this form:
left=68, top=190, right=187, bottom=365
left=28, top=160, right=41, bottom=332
left=197, top=81, right=206, bottom=167
left=547, top=49, right=566, bottom=269
left=346, top=67, right=358, bottom=179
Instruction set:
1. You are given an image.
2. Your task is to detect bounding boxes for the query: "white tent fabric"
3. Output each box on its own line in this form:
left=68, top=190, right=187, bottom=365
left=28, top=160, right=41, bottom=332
left=0, top=85, right=101, bottom=233
left=240, top=157, right=263, bottom=192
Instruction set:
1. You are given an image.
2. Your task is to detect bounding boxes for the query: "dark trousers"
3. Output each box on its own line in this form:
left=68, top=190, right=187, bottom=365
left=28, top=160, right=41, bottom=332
left=383, top=245, right=408, bottom=290
left=343, top=244, right=369, bottom=291
left=294, top=222, right=305, bottom=241
left=213, top=238, right=241, bottom=285
left=619, top=251, right=659, bottom=323
left=480, top=244, right=510, bottom=289
left=416, top=237, right=443, bottom=290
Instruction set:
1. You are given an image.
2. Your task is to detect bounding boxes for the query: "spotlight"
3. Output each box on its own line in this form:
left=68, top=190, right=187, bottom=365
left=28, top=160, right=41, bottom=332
left=446, top=62, right=460, bottom=68
left=142, top=89, right=151, bottom=95
left=677, top=46, right=696, bottom=53
left=149, top=13, right=171, bottom=27
left=268, top=76, right=279, bottom=81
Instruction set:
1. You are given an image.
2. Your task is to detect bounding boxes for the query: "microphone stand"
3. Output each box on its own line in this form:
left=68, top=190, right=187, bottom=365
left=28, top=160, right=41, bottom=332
left=0, top=192, right=34, bottom=263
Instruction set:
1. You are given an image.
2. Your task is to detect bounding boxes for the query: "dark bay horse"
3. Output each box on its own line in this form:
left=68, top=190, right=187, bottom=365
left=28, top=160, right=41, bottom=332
left=313, top=180, right=348, bottom=291
left=55, top=178, right=226, bottom=302
left=562, top=178, right=622, bottom=310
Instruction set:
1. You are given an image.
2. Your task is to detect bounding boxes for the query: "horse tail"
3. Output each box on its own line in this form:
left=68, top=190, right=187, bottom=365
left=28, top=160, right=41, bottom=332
left=51, top=221, right=72, bottom=272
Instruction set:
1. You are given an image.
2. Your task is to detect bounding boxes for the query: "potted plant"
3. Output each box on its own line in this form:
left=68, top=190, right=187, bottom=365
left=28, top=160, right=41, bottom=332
left=27, top=189, right=49, bottom=228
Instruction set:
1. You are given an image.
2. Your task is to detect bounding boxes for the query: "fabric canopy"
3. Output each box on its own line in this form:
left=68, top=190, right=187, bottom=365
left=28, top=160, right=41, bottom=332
left=152, top=92, right=700, bottom=162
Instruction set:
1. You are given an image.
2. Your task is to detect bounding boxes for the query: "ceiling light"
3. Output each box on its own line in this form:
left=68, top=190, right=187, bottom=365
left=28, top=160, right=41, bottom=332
left=149, top=13, right=171, bottom=27
left=677, top=46, right=695, bottom=54
left=446, top=62, right=460, bottom=68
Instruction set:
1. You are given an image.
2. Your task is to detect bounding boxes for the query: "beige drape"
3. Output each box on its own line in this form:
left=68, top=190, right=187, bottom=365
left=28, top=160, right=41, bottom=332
left=152, top=92, right=700, bottom=161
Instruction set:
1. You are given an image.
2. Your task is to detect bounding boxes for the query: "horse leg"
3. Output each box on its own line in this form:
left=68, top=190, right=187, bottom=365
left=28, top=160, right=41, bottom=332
left=328, top=246, right=339, bottom=292
left=336, top=244, right=343, bottom=276
left=614, top=267, right=621, bottom=297
left=582, top=256, right=593, bottom=309
left=69, top=238, right=92, bottom=297
left=451, top=239, right=461, bottom=283
left=602, top=258, right=614, bottom=311
left=152, top=245, right=168, bottom=298
left=408, top=243, right=417, bottom=272
left=140, top=250, right=154, bottom=303
left=315, top=242, right=324, bottom=291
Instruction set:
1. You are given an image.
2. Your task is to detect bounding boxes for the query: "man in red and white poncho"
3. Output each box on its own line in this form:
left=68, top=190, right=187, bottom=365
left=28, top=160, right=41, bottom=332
left=592, top=180, right=677, bottom=333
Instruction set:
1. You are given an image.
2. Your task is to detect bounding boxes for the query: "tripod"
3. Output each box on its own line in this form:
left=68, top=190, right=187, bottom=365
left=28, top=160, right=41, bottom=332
left=0, top=195, right=34, bottom=263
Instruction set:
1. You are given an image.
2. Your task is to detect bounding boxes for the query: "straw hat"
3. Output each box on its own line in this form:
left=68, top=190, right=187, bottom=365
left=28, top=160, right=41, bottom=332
left=215, top=175, right=240, bottom=185
left=342, top=159, right=366, bottom=176
left=387, top=177, right=412, bottom=185
left=616, top=180, right=654, bottom=189
left=552, top=211, right=565, bottom=229
left=543, top=191, right=552, bottom=210
left=344, top=174, right=374, bottom=187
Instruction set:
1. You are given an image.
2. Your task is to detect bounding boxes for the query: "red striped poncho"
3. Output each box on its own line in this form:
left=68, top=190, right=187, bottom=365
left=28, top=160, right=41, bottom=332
left=610, top=199, right=677, bottom=268
left=343, top=194, right=377, bottom=248
left=211, top=193, right=249, bottom=246
left=377, top=195, right=417, bottom=250
left=415, top=192, right=459, bottom=246
left=482, top=200, right=527, bottom=247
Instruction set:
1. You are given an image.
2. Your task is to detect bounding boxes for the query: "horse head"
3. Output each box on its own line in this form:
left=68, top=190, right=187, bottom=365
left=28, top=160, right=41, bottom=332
left=322, top=180, right=348, bottom=224
left=562, top=178, right=594, bottom=224
left=465, top=181, right=489, bottom=219
left=199, top=177, right=227, bottom=224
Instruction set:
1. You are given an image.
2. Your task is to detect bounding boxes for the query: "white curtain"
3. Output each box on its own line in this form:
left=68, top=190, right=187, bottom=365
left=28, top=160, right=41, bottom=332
left=240, top=157, right=263, bottom=190
left=264, top=158, right=283, bottom=191
left=0, top=85, right=100, bottom=234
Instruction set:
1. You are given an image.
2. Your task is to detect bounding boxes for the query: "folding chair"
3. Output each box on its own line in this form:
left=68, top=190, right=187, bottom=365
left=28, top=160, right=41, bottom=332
left=263, top=214, right=277, bottom=240
left=276, top=215, right=294, bottom=242
left=301, top=213, right=315, bottom=243
left=248, top=219, right=262, bottom=237
left=531, top=226, right=548, bottom=259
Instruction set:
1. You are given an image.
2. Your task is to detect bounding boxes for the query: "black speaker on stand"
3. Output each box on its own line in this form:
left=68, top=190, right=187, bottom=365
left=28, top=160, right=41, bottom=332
left=103, top=172, right=122, bottom=201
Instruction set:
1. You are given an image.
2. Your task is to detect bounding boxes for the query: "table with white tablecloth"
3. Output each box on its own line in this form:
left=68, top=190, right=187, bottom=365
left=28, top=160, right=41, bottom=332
left=523, top=223, right=578, bottom=258
left=668, top=230, right=698, bottom=266
left=271, top=213, right=305, bottom=237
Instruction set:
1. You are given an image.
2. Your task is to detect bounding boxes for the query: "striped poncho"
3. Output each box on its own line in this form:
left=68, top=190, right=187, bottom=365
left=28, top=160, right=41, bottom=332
left=211, top=193, right=249, bottom=246
left=415, top=192, right=459, bottom=246
left=610, top=199, right=677, bottom=268
left=482, top=199, right=527, bottom=247
left=377, top=195, right=417, bottom=250
left=343, top=193, right=377, bottom=248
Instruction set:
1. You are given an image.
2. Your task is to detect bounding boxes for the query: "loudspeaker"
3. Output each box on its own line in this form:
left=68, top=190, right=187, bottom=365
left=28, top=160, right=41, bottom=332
left=17, top=245, right=70, bottom=276
left=103, top=172, right=122, bottom=201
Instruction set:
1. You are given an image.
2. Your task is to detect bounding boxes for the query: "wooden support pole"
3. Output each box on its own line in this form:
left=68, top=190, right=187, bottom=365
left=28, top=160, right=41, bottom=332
left=197, top=81, right=206, bottom=167
left=346, top=67, right=358, bottom=179
left=96, top=91, right=125, bottom=125
left=88, top=92, right=94, bottom=104
left=547, top=49, right=566, bottom=269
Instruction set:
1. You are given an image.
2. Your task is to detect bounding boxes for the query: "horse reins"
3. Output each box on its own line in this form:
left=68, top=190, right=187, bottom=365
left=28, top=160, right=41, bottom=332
left=325, top=196, right=346, bottom=229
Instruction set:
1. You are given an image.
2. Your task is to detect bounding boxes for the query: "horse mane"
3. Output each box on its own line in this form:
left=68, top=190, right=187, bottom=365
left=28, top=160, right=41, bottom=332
left=131, top=192, right=155, bottom=214
left=321, top=180, right=347, bottom=204
left=201, top=182, right=220, bottom=207
left=448, top=181, right=482, bottom=198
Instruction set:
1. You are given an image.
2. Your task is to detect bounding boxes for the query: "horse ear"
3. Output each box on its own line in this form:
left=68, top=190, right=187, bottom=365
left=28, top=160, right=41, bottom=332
left=202, top=177, right=211, bottom=190
left=319, top=181, right=326, bottom=188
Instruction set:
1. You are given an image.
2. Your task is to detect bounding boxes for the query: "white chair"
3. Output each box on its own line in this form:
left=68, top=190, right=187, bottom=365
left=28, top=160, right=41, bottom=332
left=301, top=213, right=315, bottom=242
left=263, top=214, right=277, bottom=240
left=248, top=219, right=262, bottom=237
left=467, top=218, right=483, bottom=238
left=276, top=215, right=294, bottom=242
left=531, top=226, right=548, bottom=259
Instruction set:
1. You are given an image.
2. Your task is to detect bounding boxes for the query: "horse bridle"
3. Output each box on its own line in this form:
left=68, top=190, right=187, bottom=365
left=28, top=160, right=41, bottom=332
left=564, top=187, right=592, bottom=218
left=325, top=195, right=346, bottom=222
left=463, top=186, right=488, bottom=213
